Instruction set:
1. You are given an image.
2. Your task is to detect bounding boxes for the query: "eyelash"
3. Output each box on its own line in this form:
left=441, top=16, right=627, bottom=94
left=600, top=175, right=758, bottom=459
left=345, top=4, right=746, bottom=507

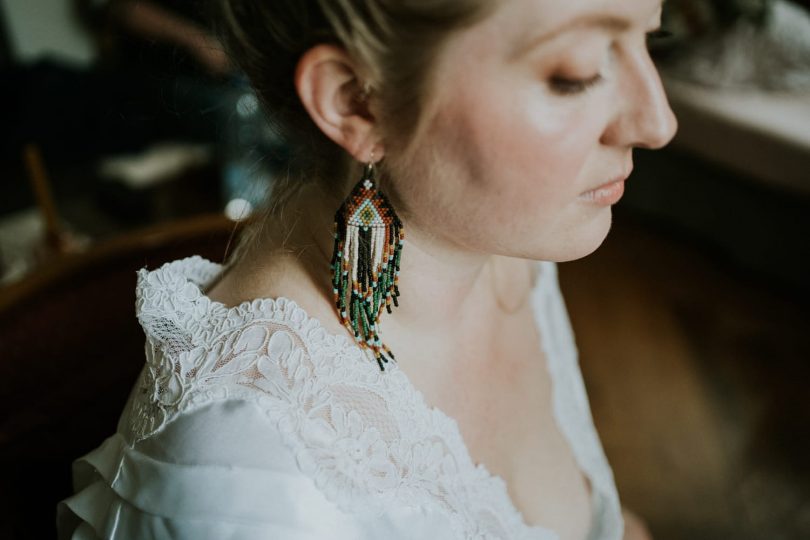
left=548, top=74, right=603, bottom=96
left=548, top=29, right=673, bottom=96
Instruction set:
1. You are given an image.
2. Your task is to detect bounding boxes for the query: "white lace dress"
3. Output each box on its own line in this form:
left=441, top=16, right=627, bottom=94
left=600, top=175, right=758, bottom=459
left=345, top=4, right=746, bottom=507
left=56, top=255, right=624, bottom=540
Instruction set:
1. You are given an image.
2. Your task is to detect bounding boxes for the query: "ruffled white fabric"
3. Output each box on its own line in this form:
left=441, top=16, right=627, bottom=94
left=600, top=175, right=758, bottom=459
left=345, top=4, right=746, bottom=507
left=56, top=255, right=624, bottom=540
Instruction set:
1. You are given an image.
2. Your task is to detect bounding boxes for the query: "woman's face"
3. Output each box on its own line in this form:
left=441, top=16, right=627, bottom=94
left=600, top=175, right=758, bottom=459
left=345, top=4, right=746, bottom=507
left=386, top=0, right=677, bottom=262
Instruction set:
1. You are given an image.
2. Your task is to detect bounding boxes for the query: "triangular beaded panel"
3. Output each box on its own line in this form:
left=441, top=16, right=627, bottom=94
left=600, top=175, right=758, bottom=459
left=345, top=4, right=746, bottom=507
left=344, top=179, right=396, bottom=229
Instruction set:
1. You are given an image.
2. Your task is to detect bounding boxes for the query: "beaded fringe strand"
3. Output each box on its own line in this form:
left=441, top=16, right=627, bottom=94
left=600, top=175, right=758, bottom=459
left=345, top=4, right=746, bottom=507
left=330, top=163, right=404, bottom=371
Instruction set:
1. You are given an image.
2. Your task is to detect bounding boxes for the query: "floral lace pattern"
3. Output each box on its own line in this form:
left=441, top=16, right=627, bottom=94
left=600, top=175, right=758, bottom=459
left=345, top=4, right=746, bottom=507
left=126, top=255, right=622, bottom=540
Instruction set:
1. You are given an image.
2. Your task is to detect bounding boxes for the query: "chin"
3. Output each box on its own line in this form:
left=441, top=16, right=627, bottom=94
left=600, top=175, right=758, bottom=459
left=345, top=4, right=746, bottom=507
left=544, top=209, right=614, bottom=263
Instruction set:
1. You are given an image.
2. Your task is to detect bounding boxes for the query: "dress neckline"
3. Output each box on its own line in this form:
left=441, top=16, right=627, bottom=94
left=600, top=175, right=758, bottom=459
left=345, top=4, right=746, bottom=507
left=141, top=255, right=598, bottom=539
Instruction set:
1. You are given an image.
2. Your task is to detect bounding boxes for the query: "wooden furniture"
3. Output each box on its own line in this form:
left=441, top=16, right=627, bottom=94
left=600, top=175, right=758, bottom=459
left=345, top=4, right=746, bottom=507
left=560, top=213, right=810, bottom=540
left=0, top=213, right=241, bottom=540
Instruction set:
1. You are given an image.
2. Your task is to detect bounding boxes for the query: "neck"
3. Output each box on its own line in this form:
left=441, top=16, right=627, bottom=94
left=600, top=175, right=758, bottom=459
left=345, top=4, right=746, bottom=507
left=244, top=180, right=531, bottom=346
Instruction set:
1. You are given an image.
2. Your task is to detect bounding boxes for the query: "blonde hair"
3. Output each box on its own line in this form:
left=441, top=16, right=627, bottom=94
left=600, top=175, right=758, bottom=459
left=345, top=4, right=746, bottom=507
left=214, top=0, right=494, bottom=262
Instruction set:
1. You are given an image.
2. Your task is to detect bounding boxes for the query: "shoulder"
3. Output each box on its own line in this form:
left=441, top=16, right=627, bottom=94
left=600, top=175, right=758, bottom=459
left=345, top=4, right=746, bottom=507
left=123, top=257, right=420, bottom=514
left=76, top=255, right=574, bottom=539
left=129, top=255, right=375, bottom=436
left=130, top=253, right=422, bottom=468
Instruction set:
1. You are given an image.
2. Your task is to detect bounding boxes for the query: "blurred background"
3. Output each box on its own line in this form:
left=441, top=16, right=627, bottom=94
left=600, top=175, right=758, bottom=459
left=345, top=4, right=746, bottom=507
left=0, top=0, right=808, bottom=539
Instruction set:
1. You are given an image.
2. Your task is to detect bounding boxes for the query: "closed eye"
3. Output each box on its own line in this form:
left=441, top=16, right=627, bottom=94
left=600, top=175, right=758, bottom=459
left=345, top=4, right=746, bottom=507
left=548, top=73, right=604, bottom=96
left=548, top=28, right=673, bottom=97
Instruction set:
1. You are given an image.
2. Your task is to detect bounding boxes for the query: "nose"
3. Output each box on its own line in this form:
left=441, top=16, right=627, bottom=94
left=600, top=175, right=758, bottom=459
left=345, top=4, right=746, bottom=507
left=600, top=48, right=678, bottom=150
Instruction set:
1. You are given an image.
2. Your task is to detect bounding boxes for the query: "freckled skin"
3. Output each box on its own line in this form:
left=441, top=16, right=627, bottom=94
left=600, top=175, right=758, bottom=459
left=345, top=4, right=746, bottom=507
left=384, top=0, right=678, bottom=263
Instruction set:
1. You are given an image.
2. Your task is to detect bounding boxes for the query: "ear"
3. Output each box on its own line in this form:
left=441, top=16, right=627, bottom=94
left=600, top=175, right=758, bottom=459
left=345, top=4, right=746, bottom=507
left=294, top=44, right=384, bottom=162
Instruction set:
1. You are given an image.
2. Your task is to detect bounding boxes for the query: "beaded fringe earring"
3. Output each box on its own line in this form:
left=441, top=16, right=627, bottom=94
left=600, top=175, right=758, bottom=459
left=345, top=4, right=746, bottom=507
left=330, top=159, right=404, bottom=371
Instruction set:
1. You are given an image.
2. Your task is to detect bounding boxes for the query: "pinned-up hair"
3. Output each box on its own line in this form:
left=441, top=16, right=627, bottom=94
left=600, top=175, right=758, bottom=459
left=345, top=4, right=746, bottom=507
left=214, top=0, right=493, bottom=260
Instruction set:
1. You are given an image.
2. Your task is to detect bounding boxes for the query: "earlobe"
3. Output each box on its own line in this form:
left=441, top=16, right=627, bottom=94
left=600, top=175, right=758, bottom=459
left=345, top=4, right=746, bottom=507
left=294, top=44, right=383, bottom=162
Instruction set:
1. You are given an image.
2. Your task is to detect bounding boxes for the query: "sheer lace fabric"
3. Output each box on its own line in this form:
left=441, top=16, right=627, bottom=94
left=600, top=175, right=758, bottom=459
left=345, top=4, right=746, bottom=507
left=57, top=255, right=624, bottom=540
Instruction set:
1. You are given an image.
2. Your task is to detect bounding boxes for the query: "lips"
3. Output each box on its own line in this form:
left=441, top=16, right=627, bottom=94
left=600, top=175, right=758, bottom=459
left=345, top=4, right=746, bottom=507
left=582, top=166, right=633, bottom=195
left=575, top=165, right=633, bottom=205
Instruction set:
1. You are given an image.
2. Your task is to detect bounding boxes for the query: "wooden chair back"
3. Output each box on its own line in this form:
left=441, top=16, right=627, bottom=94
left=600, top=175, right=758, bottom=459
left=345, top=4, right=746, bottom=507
left=0, top=213, right=241, bottom=540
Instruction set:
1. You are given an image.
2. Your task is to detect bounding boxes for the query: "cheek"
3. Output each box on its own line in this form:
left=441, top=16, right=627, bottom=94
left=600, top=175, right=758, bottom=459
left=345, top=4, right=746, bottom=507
left=438, top=75, right=597, bottom=219
left=390, top=60, right=611, bottom=259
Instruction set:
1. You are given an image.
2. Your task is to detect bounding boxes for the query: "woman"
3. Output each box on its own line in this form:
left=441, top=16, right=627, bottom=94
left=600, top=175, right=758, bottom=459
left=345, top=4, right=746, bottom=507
left=57, top=0, right=676, bottom=538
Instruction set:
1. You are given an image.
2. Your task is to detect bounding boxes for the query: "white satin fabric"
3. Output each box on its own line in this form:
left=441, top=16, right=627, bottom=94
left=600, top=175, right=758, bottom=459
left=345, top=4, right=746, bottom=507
left=57, top=256, right=624, bottom=540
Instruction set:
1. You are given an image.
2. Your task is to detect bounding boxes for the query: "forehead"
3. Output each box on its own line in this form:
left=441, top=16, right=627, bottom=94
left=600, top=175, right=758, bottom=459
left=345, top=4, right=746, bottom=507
left=509, top=0, right=664, bottom=26
left=499, top=0, right=664, bottom=55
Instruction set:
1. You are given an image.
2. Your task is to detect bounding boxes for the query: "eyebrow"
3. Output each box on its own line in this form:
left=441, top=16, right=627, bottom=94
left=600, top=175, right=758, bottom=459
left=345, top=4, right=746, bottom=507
left=512, top=1, right=664, bottom=59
